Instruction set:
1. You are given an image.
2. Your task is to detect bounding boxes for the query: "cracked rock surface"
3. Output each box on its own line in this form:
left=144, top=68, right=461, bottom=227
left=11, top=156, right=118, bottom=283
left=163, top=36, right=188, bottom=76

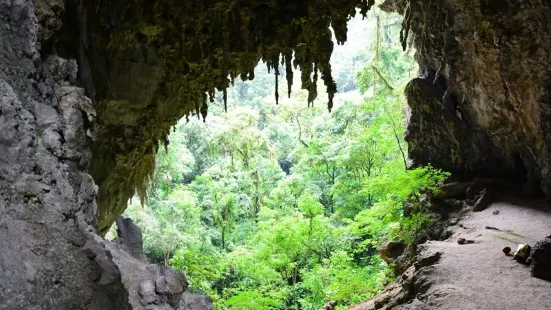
left=384, top=0, right=551, bottom=194
left=0, top=1, right=198, bottom=308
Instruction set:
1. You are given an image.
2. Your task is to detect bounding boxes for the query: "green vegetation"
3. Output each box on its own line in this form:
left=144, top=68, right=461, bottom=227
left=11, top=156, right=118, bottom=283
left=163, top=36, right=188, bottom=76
left=115, top=11, right=448, bottom=309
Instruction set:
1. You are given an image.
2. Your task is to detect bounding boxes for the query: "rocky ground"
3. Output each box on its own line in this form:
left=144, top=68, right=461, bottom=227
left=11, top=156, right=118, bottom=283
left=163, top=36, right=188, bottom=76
left=351, top=191, right=551, bottom=310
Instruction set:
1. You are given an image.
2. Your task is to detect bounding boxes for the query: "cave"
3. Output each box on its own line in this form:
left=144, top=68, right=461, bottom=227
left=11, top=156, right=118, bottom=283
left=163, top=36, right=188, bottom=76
left=1, top=0, right=550, bottom=309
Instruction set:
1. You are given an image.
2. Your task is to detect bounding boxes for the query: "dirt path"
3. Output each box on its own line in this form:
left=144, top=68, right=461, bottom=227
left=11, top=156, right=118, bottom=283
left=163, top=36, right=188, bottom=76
left=352, top=195, right=551, bottom=310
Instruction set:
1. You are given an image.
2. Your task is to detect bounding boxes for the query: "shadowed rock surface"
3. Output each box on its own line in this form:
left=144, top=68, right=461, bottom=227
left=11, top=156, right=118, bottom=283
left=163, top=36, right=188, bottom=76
left=0, top=0, right=125, bottom=307
left=114, top=217, right=148, bottom=262
left=383, top=0, right=551, bottom=194
left=83, top=221, right=189, bottom=310
left=528, top=238, right=551, bottom=281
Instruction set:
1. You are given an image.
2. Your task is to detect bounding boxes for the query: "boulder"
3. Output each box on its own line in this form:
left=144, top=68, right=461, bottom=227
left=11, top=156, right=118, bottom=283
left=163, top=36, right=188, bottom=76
left=378, top=241, right=406, bottom=264
left=180, top=292, right=214, bottom=310
left=85, top=220, right=189, bottom=310
left=115, top=217, right=148, bottom=262
left=414, top=251, right=442, bottom=270
left=528, top=238, right=551, bottom=281
left=473, top=189, right=493, bottom=212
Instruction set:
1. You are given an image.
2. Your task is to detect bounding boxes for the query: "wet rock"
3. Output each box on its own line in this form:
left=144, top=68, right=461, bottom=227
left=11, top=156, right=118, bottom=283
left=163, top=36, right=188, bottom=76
left=528, top=238, right=551, bottom=281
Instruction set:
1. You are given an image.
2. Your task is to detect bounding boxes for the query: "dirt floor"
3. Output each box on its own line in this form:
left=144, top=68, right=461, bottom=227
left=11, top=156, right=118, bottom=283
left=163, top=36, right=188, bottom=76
left=352, top=194, right=551, bottom=310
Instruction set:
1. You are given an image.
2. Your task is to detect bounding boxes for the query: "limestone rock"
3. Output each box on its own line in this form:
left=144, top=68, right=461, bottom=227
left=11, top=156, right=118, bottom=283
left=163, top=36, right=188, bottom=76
left=385, top=0, right=551, bottom=195
left=180, top=292, right=214, bottom=310
left=528, top=238, right=551, bottom=281
left=378, top=241, right=406, bottom=264
left=473, top=189, right=493, bottom=212
left=0, top=7, right=128, bottom=302
left=67, top=0, right=376, bottom=234
left=45, top=56, right=78, bottom=86
left=115, top=217, right=148, bottom=262
left=414, top=251, right=442, bottom=270
left=35, top=0, right=65, bottom=47
left=349, top=264, right=432, bottom=310
left=86, top=227, right=188, bottom=310
left=438, top=182, right=473, bottom=199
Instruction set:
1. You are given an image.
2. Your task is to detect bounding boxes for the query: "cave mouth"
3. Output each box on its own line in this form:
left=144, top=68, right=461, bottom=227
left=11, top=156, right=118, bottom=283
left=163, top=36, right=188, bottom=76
left=108, top=10, right=429, bottom=308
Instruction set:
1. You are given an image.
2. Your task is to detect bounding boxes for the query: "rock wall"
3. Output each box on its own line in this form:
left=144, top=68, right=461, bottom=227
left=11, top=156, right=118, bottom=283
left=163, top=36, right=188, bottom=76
left=0, top=1, right=192, bottom=308
left=0, top=0, right=128, bottom=307
left=383, top=0, right=551, bottom=194
left=84, top=218, right=195, bottom=310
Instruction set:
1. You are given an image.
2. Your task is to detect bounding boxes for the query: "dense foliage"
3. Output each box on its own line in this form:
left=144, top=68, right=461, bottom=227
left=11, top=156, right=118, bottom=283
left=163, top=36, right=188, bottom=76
left=115, top=10, right=448, bottom=309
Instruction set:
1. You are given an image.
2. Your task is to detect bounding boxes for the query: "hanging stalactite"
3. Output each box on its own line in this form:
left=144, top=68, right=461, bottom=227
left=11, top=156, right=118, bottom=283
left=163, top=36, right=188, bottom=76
left=89, top=0, right=377, bottom=232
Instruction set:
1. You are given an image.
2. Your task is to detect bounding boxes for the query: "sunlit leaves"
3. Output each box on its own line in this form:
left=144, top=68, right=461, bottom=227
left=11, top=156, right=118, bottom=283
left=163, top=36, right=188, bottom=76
left=118, top=10, right=450, bottom=310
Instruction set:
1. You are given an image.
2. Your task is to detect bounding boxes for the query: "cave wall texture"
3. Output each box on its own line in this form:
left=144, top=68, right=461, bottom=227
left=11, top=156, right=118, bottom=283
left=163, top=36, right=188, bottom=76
left=0, top=0, right=130, bottom=308
left=1, top=0, right=551, bottom=308
left=382, top=0, right=551, bottom=194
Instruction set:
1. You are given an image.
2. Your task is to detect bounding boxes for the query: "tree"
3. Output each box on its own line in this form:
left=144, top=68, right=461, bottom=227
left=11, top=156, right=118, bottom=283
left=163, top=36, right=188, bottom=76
left=118, top=9, right=452, bottom=310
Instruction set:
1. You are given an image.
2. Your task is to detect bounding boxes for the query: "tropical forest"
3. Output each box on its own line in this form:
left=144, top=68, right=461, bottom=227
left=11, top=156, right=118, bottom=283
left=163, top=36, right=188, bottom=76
left=110, top=9, right=448, bottom=310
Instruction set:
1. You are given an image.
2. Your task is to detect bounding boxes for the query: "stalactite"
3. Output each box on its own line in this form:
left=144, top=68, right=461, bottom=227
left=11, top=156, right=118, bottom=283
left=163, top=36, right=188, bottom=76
left=201, top=93, right=208, bottom=122
left=400, top=0, right=413, bottom=51
left=209, top=90, right=215, bottom=103
left=223, top=88, right=228, bottom=112
left=275, top=71, right=279, bottom=105
left=285, top=53, right=293, bottom=98
left=195, top=101, right=201, bottom=120
left=91, top=0, right=376, bottom=230
left=308, top=65, right=319, bottom=106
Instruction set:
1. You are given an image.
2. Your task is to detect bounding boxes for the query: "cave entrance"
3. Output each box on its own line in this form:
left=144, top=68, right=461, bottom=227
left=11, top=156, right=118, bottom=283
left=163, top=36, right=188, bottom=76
left=111, top=9, right=420, bottom=309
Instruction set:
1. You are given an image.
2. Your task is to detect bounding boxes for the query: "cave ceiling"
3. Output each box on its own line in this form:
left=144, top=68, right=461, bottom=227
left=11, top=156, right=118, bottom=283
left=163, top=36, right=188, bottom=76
left=48, top=0, right=376, bottom=233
